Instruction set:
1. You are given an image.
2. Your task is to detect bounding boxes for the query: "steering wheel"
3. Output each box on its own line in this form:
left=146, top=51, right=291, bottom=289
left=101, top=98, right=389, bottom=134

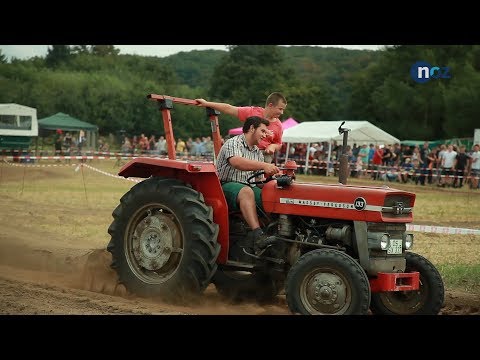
left=246, top=171, right=275, bottom=186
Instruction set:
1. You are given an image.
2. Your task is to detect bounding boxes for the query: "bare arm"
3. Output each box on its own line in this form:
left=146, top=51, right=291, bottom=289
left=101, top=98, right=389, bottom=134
left=229, top=156, right=280, bottom=176
left=195, top=99, right=239, bottom=117
left=265, top=143, right=283, bottom=154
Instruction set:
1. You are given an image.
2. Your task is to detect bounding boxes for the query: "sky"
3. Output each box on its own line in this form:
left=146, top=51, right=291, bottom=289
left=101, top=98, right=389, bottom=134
left=0, top=45, right=384, bottom=61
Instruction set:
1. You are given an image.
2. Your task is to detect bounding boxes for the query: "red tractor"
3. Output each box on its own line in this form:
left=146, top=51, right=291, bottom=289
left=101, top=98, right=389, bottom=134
left=107, top=94, right=445, bottom=315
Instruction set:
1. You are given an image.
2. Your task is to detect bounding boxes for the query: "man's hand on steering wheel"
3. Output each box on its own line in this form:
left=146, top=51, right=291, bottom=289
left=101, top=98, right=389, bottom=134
left=246, top=164, right=280, bottom=186
left=264, top=163, right=280, bottom=177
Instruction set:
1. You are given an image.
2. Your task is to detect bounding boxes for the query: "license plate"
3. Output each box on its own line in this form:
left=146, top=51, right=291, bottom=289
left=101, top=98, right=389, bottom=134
left=387, top=239, right=402, bottom=254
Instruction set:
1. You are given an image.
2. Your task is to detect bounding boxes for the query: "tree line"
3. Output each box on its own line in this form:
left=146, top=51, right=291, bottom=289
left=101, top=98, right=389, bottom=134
left=0, top=45, right=478, bottom=141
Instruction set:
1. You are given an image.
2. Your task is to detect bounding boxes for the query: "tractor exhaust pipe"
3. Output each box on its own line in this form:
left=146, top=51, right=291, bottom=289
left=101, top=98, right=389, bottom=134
left=338, top=121, right=351, bottom=185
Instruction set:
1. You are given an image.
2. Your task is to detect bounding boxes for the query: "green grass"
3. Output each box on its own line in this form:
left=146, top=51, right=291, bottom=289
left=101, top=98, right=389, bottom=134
left=436, top=264, right=480, bottom=293
left=1, top=160, right=479, bottom=293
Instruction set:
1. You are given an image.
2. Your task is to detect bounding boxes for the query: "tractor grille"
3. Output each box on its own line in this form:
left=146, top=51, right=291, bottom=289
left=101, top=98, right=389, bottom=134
left=384, top=195, right=413, bottom=208
left=368, top=222, right=407, bottom=259
left=381, top=195, right=414, bottom=219
left=368, top=222, right=406, bottom=233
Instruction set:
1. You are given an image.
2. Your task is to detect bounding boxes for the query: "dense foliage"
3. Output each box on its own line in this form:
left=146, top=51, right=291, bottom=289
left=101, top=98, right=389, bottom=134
left=1, top=45, right=478, bottom=140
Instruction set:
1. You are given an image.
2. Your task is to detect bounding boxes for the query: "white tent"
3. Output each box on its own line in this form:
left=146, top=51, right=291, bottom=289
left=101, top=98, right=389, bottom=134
left=282, top=120, right=400, bottom=173
left=282, top=120, right=399, bottom=145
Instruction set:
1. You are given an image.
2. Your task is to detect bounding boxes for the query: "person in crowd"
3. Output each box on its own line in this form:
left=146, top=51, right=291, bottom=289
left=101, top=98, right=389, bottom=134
left=399, top=158, right=413, bottom=183
left=148, top=135, right=156, bottom=154
left=155, top=135, right=166, bottom=156
left=382, top=144, right=393, bottom=166
left=387, top=144, right=397, bottom=166
left=436, top=144, right=446, bottom=185
left=352, top=143, right=360, bottom=159
left=439, top=144, right=457, bottom=187
left=185, top=137, right=193, bottom=155
left=121, top=136, right=132, bottom=154
left=392, top=143, right=402, bottom=167
left=64, top=132, right=72, bottom=154
left=216, top=116, right=280, bottom=254
left=138, top=133, right=149, bottom=154
left=470, top=144, right=480, bottom=189
left=204, top=136, right=214, bottom=160
left=195, top=92, right=287, bottom=163
left=54, top=129, right=63, bottom=155
left=176, top=137, right=186, bottom=156
left=368, top=143, right=375, bottom=164
left=353, top=154, right=364, bottom=178
left=77, top=129, right=86, bottom=154
left=371, top=145, right=384, bottom=180
left=453, top=145, right=469, bottom=188
left=411, top=158, right=422, bottom=184
left=358, top=143, right=369, bottom=166
left=191, top=137, right=206, bottom=159
left=416, top=141, right=433, bottom=185
left=402, top=145, right=413, bottom=164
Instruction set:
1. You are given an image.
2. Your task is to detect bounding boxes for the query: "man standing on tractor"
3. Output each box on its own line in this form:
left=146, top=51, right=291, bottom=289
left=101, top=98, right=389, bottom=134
left=216, top=116, right=280, bottom=253
left=195, top=92, right=287, bottom=163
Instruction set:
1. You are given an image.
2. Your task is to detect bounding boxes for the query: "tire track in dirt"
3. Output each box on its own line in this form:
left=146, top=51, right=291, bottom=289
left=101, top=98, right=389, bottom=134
left=0, top=242, right=478, bottom=315
left=0, top=276, right=179, bottom=315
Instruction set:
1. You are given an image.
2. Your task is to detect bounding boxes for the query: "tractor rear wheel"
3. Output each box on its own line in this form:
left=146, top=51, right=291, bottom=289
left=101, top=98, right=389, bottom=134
left=369, top=252, right=445, bottom=315
left=285, top=249, right=371, bottom=315
left=107, top=177, right=220, bottom=301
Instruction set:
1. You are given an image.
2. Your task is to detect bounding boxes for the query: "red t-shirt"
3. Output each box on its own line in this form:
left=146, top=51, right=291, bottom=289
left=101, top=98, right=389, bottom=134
left=237, top=106, right=283, bottom=150
left=372, top=148, right=383, bottom=165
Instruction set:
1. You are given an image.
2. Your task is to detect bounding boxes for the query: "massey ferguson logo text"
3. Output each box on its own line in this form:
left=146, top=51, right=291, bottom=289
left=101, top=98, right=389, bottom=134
left=280, top=198, right=357, bottom=209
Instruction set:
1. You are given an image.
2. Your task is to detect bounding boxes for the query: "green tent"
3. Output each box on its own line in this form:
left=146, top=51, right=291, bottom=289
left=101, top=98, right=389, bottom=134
left=38, top=112, right=98, bottom=131
left=401, top=138, right=473, bottom=150
left=400, top=140, right=441, bottom=149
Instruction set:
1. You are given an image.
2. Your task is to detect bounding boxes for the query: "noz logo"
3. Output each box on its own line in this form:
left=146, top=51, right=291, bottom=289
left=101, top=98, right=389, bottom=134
left=354, top=197, right=366, bottom=211
left=410, top=61, right=451, bottom=84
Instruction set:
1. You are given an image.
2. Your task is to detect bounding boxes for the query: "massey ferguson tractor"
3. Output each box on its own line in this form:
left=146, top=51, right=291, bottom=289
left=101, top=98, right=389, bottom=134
left=107, top=94, right=445, bottom=315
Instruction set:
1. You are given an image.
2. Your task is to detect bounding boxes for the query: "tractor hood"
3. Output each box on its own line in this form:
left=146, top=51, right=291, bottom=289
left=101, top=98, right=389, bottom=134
left=262, top=181, right=415, bottom=223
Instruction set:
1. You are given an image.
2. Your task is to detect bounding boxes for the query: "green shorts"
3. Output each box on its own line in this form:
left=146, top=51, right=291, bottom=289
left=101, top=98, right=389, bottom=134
left=221, top=182, right=263, bottom=212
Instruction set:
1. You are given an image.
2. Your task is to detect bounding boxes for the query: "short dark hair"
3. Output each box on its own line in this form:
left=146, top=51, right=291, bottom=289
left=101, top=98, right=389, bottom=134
left=266, top=92, right=287, bottom=107
left=242, top=116, right=269, bottom=133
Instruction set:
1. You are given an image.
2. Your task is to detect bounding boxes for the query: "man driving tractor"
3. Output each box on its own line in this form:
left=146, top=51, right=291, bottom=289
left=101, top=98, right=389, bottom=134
left=216, top=116, right=280, bottom=253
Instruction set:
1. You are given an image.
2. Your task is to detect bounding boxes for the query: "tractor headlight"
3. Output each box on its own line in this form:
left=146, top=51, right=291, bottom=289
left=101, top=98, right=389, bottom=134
left=380, top=234, right=390, bottom=250
left=368, top=232, right=390, bottom=250
left=404, top=233, right=414, bottom=250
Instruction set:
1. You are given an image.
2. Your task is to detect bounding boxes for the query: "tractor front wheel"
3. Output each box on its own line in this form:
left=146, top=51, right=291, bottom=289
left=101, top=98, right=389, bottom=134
left=370, top=252, right=445, bottom=315
left=286, top=249, right=371, bottom=315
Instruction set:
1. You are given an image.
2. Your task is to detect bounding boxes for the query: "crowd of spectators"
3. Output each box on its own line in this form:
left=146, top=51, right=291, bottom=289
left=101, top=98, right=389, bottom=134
left=118, top=133, right=218, bottom=161
left=278, top=141, right=479, bottom=190
left=53, top=129, right=87, bottom=155
left=47, top=130, right=480, bottom=190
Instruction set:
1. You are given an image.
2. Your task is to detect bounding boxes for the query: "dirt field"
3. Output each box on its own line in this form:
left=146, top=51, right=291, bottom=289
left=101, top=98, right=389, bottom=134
left=1, top=162, right=479, bottom=315
left=1, top=244, right=479, bottom=315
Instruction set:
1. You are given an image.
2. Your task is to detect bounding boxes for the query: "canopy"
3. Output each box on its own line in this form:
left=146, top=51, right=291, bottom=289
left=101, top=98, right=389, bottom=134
left=282, top=120, right=400, bottom=174
left=228, top=117, right=298, bottom=135
left=282, top=120, right=400, bottom=145
left=38, top=112, right=98, bottom=131
left=400, top=140, right=443, bottom=149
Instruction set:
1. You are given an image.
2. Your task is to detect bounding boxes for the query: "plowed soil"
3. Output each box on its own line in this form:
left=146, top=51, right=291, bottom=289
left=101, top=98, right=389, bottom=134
left=0, top=243, right=478, bottom=315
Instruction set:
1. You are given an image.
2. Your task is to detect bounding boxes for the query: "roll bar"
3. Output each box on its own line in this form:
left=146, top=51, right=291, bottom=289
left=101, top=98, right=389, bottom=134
left=147, top=94, right=223, bottom=160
